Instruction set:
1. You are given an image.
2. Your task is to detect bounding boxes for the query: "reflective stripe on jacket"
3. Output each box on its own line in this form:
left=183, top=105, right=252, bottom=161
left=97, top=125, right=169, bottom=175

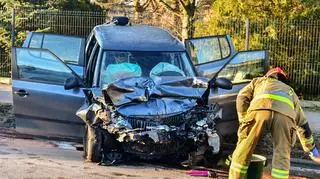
left=237, top=77, right=296, bottom=119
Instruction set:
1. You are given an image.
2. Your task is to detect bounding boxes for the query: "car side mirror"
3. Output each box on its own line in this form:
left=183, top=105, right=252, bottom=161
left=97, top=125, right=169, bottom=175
left=64, top=76, right=82, bottom=90
left=213, top=77, right=232, bottom=90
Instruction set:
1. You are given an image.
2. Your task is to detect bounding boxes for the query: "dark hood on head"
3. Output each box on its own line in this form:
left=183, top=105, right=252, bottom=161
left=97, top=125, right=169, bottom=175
left=102, top=76, right=209, bottom=107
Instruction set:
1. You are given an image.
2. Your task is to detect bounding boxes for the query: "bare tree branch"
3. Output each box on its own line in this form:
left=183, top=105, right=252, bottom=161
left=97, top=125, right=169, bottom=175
left=158, top=0, right=181, bottom=16
left=196, top=0, right=214, bottom=8
left=153, top=11, right=183, bottom=38
left=177, top=0, right=187, bottom=10
left=141, top=0, right=152, bottom=10
left=150, top=0, right=160, bottom=12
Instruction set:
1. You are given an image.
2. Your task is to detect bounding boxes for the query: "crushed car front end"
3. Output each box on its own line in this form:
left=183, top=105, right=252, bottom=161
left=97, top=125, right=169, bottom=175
left=77, top=76, right=222, bottom=165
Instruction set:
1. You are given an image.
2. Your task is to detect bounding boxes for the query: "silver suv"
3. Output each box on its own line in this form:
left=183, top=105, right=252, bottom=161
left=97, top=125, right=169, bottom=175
left=12, top=17, right=268, bottom=146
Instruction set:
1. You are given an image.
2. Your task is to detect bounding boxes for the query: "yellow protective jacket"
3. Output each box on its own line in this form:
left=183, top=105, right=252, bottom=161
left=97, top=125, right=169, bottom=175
left=236, top=76, right=315, bottom=152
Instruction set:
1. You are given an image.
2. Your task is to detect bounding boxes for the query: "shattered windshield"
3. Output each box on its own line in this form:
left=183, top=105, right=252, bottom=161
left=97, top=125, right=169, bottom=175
left=100, top=51, right=195, bottom=87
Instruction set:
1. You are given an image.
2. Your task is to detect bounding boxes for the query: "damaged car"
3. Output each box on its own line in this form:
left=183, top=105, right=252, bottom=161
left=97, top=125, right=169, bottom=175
left=12, top=17, right=268, bottom=161
left=77, top=75, right=229, bottom=164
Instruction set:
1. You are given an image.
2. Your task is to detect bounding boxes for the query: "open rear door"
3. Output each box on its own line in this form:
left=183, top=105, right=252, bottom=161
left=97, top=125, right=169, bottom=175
left=210, top=50, right=269, bottom=136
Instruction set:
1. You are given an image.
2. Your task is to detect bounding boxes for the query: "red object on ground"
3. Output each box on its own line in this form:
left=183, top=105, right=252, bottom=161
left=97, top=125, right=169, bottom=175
left=186, top=170, right=210, bottom=177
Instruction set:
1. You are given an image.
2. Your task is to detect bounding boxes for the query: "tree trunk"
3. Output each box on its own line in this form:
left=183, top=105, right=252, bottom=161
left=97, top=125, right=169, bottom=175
left=181, top=9, right=194, bottom=40
left=134, top=0, right=141, bottom=21
left=173, top=0, right=181, bottom=37
left=135, top=10, right=140, bottom=21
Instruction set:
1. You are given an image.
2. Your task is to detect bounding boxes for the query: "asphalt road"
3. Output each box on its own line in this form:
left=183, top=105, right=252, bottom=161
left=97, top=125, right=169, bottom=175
left=0, top=132, right=194, bottom=179
left=0, top=130, right=307, bottom=179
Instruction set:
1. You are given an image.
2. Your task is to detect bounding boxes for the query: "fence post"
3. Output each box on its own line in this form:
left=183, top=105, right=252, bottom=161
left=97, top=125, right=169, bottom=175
left=245, top=18, right=250, bottom=50
left=11, top=8, right=16, bottom=47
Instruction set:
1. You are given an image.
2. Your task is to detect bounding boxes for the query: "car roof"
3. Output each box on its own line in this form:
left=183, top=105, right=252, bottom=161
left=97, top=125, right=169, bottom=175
left=93, top=24, right=185, bottom=51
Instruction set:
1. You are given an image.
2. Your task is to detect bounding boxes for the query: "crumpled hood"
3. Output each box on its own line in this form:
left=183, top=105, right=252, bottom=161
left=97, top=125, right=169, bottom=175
left=103, top=76, right=209, bottom=106
left=102, top=76, right=209, bottom=117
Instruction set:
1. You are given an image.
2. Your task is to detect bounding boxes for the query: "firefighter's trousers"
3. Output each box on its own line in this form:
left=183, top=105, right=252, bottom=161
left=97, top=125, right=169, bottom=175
left=229, top=110, right=296, bottom=179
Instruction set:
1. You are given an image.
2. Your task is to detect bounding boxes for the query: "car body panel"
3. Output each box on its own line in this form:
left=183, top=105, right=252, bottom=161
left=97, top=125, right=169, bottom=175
left=92, top=24, right=185, bottom=51
left=209, top=50, right=269, bottom=135
left=11, top=48, right=85, bottom=139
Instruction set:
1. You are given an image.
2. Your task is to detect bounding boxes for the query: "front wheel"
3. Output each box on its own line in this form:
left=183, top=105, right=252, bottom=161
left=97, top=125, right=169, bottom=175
left=83, top=125, right=103, bottom=162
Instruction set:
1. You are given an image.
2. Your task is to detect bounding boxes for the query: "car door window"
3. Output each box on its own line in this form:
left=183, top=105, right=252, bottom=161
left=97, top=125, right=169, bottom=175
left=42, top=34, right=83, bottom=65
left=29, top=33, right=43, bottom=48
left=219, top=37, right=231, bottom=58
left=186, top=36, right=232, bottom=65
left=185, top=35, right=235, bottom=79
left=188, top=37, right=220, bottom=64
left=15, top=48, right=74, bottom=85
left=217, top=50, right=267, bottom=83
left=27, top=33, right=85, bottom=65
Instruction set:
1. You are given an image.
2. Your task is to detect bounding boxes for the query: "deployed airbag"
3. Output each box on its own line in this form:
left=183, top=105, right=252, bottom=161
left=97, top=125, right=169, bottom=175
left=150, top=62, right=186, bottom=77
left=101, top=63, right=142, bottom=86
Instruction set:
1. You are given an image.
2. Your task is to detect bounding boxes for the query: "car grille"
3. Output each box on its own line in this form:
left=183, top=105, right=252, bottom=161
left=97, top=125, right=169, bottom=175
left=127, top=113, right=187, bottom=129
left=123, top=141, right=185, bottom=157
left=127, top=118, right=158, bottom=129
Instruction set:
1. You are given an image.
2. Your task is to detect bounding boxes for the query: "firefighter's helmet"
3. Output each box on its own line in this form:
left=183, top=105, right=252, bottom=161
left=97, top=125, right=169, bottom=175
left=266, top=67, right=289, bottom=84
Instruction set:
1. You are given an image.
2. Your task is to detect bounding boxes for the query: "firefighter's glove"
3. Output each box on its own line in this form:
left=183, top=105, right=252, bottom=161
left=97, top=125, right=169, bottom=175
left=309, top=147, right=320, bottom=165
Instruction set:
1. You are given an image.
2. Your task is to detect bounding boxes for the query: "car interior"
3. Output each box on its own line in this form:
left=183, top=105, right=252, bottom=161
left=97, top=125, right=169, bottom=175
left=100, top=51, right=191, bottom=86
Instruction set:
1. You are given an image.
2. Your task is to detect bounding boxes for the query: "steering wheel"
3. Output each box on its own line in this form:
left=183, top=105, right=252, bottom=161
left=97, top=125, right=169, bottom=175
left=155, top=71, right=185, bottom=76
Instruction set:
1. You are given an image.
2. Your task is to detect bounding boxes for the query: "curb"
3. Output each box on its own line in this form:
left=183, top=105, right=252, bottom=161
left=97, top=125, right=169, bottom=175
left=301, top=100, right=320, bottom=109
left=290, top=158, right=320, bottom=178
left=267, top=157, right=320, bottom=178
left=291, top=166, right=320, bottom=178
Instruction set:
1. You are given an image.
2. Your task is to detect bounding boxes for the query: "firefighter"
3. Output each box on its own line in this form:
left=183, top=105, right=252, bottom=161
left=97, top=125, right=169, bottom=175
left=229, top=67, right=320, bottom=179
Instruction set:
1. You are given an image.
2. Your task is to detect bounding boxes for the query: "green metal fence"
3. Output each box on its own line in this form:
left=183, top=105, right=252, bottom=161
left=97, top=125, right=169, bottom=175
left=0, top=7, right=10, bottom=77
left=17, top=8, right=107, bottom=37
left=0, top=8, right=107, bottom=77
left=0, top=52, right=10, bottom=77
left=0, top=8, right=319, bottom=99
left=249, top=20, right=320, bottom=100
left=260, top=20, right=320, bottom=99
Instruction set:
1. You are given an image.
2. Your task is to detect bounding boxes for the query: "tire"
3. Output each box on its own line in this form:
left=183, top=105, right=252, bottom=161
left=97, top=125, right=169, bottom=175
left=101, top=130, right=120, bottom=152
left=83, top=125, right=103, bottom=162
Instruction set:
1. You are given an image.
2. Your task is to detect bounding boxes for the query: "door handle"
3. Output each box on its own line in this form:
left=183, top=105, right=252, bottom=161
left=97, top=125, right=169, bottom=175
left=14, top=90, right=29, bottom=97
